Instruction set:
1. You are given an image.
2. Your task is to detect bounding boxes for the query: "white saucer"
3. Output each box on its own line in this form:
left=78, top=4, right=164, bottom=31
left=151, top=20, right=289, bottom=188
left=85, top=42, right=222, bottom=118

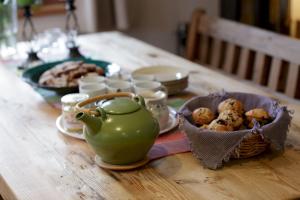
left=159, top=107, right=179, bottom=135
left=56, top=116, right=85, bottom=140
left=56, top=107, right=178, bottom=139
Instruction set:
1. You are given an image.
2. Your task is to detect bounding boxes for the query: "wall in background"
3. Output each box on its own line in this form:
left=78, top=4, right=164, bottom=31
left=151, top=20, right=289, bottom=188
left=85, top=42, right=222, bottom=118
left=17, top=0, right=99, bottom=39
left=16, top=0, right=219, bottom=55
left=125, top=0, right=219, bottom=54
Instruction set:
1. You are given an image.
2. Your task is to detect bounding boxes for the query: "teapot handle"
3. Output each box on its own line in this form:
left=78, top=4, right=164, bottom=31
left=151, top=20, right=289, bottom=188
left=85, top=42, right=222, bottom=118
left=76, top=92, right=136, bottom=116
left=96, top=107, right=107, bottom=121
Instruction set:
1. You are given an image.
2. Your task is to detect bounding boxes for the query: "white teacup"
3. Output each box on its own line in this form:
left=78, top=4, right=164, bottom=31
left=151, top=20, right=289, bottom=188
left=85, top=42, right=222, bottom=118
left=78, top=75, right=106, bottom=87
left=79, top=83, right=107, bottom=97
left=106, top=80, right=133, bottom=93
left=138, top=90, right=169, bottom=130
left=133, top=80, right=167, bottom=95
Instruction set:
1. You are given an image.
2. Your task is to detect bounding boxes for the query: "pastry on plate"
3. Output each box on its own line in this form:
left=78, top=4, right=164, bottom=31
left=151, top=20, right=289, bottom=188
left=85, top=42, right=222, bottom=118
left=192, top=107, right=215, bottom=125
left=218, top=109, right=243, bottom=130
left=208, top=119, right=234, bottom=132
left=245, top=108, right=271, bottom=128
left=218, top=98, right=244, bottom=115
left=39, top=61, right=104, bottom=87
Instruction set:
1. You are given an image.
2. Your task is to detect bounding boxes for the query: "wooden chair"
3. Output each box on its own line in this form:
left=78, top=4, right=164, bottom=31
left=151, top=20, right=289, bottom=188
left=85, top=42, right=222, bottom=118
left=186, top=9, right=300, bottom=99
left=295, top=20, right=300, bottom=39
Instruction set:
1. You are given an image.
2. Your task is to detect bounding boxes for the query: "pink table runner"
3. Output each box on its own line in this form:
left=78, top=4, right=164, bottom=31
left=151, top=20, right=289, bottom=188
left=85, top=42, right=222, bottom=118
left=149, top=130, right=191, bottom=160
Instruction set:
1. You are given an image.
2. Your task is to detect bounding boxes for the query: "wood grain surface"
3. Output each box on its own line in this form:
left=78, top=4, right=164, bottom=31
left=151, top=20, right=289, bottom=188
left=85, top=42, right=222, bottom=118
left=0, top=32, right=300, bottom=200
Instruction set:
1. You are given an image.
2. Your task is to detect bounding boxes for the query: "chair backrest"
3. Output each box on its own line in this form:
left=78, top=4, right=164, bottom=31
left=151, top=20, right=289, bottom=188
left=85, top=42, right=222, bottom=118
left=295, top=20, right=300, bottom=39
left=186, top=9, right=300, bottom=99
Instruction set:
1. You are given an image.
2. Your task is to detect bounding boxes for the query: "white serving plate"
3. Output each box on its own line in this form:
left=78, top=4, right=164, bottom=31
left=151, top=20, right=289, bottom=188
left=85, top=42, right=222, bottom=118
left=56, top=107, right=178, bottom=140
left=56, top=116, right=85, bottom=140
left=159, top=107, right=179, bottom=134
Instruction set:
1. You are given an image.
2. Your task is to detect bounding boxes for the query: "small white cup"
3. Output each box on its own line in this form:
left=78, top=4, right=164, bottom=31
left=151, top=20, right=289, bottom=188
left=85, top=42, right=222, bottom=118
left=106, top=80, right=133, bottom=93
left=133, top=80, right=167, bottom=95
left=79, top=83, right=107, bottom=97
left=139, top=90, right=169, bottom=130
left=78, top=75, right=106, bottom=87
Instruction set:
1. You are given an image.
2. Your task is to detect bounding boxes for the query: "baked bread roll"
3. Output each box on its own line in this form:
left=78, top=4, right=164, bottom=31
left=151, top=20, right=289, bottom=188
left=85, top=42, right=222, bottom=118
left=218, top=109, right=243, bottom=130
left=218, top=98, right=244, bottom=115
left=245, top=108, right=270, bottom=128
left=200, top=124, right=209, bottom=129
left=192, top=107, right=215, bottom=125
left=208, top=119, right=234, bottom=132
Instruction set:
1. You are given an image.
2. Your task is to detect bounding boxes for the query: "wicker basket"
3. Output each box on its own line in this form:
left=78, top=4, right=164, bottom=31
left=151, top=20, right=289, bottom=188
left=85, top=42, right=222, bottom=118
left=179, top=91, right=291, bottom=169
left=231, top=132, right=269, bottom=159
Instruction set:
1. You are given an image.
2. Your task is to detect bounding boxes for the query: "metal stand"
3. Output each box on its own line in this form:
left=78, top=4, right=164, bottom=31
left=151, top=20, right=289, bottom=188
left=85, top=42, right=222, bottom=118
left=65, top=0, right=83, bottom=58
left=19, top=5, right=40, bottom=69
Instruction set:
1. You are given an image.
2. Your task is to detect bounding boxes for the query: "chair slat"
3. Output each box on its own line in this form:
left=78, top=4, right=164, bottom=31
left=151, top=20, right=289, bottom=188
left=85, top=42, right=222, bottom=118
left=285, top=63, right=299, bottom=97
left=199, top=34, right=209, bottom=63
left=223, top=43, right=235, bottom=73
left=268, top=58, right=282, bottom=90
left=296, top=21, right=300, bottom=39
left=210, top=38, right=222, bottom=68
left=253, top=53, right=265, bottom=84
left=199, top=16, right=300, bottom=64
left=186, top=10, right=204, bottom=60
left=237, top=48, right=250, bottom=78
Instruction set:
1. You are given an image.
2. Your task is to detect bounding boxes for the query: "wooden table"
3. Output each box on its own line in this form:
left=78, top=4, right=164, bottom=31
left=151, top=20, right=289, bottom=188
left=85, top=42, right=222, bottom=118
left=1, top=32, right=300, bottom=200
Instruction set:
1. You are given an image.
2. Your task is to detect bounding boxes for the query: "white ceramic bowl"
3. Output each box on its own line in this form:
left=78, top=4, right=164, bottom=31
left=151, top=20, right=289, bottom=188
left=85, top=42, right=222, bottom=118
left=132, top=66, right=189, bottom=95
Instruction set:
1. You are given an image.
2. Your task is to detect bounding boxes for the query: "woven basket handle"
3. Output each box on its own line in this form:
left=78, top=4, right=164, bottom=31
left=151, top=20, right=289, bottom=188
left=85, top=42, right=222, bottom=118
left=75, top=92, right=136, bottom=115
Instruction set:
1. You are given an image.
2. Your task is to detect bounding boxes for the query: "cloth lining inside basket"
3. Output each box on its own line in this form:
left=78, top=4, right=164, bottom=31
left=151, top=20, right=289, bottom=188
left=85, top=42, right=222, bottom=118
left=179, top=91, right=292, bottom=169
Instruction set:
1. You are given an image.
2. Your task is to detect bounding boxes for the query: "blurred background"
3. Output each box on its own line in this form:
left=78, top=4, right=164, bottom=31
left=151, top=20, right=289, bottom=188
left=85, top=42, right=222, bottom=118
left=1, top=0, right=299, bottom=59
left=14, top=0, right=219, bottom=55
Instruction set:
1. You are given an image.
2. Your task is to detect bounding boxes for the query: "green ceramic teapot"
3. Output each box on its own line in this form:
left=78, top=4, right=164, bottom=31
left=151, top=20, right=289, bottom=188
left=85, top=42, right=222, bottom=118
left=76, top=92, right=159, bottom=165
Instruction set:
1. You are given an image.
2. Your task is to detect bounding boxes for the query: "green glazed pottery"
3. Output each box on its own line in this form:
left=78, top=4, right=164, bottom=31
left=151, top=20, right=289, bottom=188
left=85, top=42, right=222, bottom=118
left=76, top=92, right=159, bottom=165
left=22, top=58, right=120, bottom=95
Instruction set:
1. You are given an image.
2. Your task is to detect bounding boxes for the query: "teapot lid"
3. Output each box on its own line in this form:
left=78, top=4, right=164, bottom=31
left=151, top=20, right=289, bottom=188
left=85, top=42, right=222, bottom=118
left=101, top=98, right=140, bottom=114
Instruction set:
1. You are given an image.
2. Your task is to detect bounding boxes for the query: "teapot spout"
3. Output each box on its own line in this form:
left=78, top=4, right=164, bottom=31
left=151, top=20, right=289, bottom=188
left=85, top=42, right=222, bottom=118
left=76, top=112, right=102, bottom=135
